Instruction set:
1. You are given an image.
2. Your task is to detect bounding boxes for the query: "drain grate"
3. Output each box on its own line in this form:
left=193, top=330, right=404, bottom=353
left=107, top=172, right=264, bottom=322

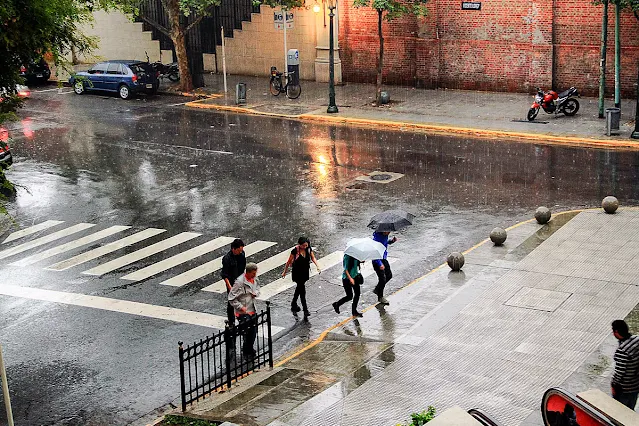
left=355, top=171, right=404, bottom=184
left=369, top=174, right=393, bottom=181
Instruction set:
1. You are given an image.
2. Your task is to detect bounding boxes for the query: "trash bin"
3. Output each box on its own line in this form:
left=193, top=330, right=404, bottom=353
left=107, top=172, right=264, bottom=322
left=606, top=107, right=621, bottom=136
left=236, top=83, right=246, bottom=105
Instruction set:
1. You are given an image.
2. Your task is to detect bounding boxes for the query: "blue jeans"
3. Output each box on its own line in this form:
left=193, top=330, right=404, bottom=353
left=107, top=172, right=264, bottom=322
left=614, top=391, right=639, bottom=410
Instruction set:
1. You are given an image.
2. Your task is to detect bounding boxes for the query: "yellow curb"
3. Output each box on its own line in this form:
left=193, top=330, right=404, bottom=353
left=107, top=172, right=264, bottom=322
left=184, top=99, right=639, bottom=150
left=273, top=207, right=601, bottom=368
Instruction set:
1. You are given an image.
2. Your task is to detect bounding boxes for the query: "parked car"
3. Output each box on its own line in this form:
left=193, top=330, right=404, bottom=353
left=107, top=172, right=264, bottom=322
left=69, top=61, right=160, bottom=100
left=0, top=127, right=12, bottom=169
left=0, top=84, right=30, bottom=102
left=20, top=59, right=51, bottom=84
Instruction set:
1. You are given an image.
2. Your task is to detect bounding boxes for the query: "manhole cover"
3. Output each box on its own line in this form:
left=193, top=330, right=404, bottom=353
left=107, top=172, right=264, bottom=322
left=370, top=174, right=393, bottom=181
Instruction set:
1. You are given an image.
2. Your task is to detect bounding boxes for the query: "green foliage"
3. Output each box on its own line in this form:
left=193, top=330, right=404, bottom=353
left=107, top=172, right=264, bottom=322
left=0, top=94, right=24, bottom=124
left=353, top=0, right=428, bottom=20
left=397, top=406, right=436, bottom=426
left=252, top=0, right=304, bottom=9
left=163, top=414, right=217, bottom=426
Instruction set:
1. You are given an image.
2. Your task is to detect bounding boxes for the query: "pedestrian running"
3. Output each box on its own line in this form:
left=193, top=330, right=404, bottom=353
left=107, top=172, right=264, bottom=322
left=281, top=237, right=321, bottom=320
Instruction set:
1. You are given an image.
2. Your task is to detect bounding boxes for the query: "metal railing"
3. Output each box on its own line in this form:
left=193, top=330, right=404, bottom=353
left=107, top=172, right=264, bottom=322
left=178, top=302, right=274, bottom=411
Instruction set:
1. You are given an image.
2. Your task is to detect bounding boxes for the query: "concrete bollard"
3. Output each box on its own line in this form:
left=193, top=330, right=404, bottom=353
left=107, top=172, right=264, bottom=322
left=447, top=252, right=465, bottom=271
left=602, top=196, right=619, bottom=214
left=490, top=227, right=507, bottom=245
left=535, top=207, right=552, bottom=224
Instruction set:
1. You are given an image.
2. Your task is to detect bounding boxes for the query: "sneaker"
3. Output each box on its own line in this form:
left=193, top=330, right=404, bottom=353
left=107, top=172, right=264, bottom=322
left=291, top=304, right=301, bottom=313
left=352, top=311, right=363, bottom=318
left=332, top=302, right=340, bottom=314
left=303, top=310, right=311, bottom=320
left=378, top=297, right=390, bottom=305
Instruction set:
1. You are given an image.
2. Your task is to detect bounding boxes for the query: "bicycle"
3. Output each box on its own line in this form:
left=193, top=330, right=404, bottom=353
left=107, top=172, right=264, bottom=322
left=269, top=66, right=302, bottom=99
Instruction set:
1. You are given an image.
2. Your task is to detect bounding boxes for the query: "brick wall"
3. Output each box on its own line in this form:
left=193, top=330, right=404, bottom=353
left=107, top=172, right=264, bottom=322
left=339, top=0, right=639, bottom=96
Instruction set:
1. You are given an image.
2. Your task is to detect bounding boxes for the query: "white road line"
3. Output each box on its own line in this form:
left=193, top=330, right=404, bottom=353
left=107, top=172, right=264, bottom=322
left=11, top=226, right=131, bottom=267
left=258, top=251, right=344, bottom=301
left=0, top=223, right=95, bottom=261
left=0, top=284, right=284, bottom=332
left=338, top=257, right=398, bottom=280
left=161, top=240, right=276, bottom=287
left=2, top=220, right=65, bottom=244
left=202, top=247, right=294, bottom=293
left=120, top=236, right=235, bottom=282
left=32, top=87, right=63, bottom=93
left=46, top=228, right=166, bottom=271
left=83, top=232, right=201, bottom=276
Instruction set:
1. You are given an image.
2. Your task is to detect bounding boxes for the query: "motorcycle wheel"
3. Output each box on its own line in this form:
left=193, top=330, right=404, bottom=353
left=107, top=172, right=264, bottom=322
left=168, top=72, right=180, bottom=82
left=527, top=107, right=539, bottom=121
left=562, top=99, right=580, bottom=116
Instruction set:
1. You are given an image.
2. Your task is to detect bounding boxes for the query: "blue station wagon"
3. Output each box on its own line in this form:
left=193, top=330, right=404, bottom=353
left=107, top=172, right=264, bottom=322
left=69, top=60, right=159, bottom=100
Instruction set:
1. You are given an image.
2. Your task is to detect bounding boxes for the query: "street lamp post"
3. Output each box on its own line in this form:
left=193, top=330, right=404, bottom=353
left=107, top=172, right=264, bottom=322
left=632, top=63, right=639, bottom=139
left=327, top=0, right=338, bottom=113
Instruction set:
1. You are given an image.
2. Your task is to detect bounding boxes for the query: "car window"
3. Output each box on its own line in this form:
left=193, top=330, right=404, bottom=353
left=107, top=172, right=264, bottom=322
left=107, top=63, right=122, bottom=75
left=129, top=64, right=151, bottom=76
left=90, top=63, right=108, bottom=74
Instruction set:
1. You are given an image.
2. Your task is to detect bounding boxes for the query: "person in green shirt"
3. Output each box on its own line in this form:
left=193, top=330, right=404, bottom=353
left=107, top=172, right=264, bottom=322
left=332, top=254, right=364, bottom=317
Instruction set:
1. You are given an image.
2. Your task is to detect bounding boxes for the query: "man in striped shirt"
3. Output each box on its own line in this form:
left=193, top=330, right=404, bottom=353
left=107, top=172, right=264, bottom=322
left=611, top=319, right=639, bottom=410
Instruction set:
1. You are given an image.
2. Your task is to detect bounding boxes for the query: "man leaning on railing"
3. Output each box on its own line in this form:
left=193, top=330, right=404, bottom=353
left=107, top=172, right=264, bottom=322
left=228, top=263, right=261, bottom=359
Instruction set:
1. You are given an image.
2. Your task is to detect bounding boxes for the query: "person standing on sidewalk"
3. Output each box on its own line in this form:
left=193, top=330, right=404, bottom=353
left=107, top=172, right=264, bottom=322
left=372, top=231, right=396, bottom=305
left=221, top=239, right=246, bottom=326
left=281, top=236, right=321, bottom=320
left=611, top=319, right=639, bottom=410
left=228, top=263, right=261, bottom=358
left=332, top=253, right=364, bottom=318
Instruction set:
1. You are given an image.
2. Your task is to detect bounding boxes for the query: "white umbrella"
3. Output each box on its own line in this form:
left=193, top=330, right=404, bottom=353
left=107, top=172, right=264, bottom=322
left=344, top=238, right=386, bottom=262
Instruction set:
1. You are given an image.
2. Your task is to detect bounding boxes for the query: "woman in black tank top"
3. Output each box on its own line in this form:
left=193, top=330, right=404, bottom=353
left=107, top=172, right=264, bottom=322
left=281, top=236, right=321, bottom=319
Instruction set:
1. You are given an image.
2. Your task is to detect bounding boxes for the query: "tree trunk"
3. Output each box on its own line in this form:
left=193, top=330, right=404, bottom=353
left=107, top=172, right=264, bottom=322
left=165, top=0, right=193, bottom=92
left=376, top=9, right=384, bottom=106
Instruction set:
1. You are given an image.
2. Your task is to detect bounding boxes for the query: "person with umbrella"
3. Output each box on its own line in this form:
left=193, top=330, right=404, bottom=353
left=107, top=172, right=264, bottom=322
left=332, top=238, right=387, bottom=318
left=368, top=210, right=415, bottom=306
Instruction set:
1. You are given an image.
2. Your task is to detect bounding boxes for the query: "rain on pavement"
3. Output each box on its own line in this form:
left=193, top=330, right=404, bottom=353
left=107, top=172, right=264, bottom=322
left=0, top=87, right=638, bottom=425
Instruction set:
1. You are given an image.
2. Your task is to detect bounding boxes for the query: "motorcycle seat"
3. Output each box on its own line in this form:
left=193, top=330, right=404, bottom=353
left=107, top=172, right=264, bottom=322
left=558, top=89, right=572, bottom=98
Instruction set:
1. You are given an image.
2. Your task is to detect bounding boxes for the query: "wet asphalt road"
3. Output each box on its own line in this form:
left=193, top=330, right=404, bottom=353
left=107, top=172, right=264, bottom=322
left=1, top=86, right=639, bottom=425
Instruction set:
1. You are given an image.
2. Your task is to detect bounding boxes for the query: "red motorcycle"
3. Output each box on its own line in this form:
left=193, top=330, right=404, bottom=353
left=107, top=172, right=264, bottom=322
left=527, top=87, right=580, bottom=121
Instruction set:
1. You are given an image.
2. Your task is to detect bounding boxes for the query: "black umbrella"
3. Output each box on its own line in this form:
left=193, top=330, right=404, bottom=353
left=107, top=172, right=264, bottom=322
left=367, top=210, right=415, bottom=232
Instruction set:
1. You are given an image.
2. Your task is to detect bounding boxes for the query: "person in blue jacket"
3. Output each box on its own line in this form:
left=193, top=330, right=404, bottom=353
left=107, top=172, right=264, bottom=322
left=372, top=231, right=396, bottom=305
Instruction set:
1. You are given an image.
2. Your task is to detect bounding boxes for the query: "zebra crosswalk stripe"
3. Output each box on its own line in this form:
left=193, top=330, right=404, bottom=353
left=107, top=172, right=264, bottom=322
left=0, top=223, right=96, bottom=261
left=46, top=228, right=167, bottom=271
left=257, top=250, right=344, bottom=301
left=202, top=246, right=294, bottom=293
left=11, top=226, right=131, bottom=267
left=83, top=232, right=201, bottom=277
left=120, top=236, right=235, bottom=282
left=2, top=220, right=65, bottom=244
left=160, top=240, right=276, bottom=287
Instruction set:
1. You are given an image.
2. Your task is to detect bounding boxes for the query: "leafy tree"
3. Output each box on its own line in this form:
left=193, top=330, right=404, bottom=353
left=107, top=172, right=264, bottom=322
left=353, top=0, right=428, bottom=106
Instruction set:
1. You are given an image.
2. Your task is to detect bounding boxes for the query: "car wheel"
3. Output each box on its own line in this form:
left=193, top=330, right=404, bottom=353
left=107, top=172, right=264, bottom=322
left=73, top=81, right=85, bottom=95
left=118, top=84, right=131, bottom=100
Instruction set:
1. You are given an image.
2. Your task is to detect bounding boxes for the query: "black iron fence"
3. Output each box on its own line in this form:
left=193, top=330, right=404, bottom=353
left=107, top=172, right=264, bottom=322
left=178, top=302, right=274, bottom=411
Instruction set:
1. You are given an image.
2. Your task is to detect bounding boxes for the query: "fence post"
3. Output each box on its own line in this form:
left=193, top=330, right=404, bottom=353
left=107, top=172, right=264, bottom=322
left=224, top=321, right=233, bottom=390
left=0, top=344, right=14, bottom=426
left=178, top=342, right=186, bottom=412
left=266, top=301, right=274, bottom=368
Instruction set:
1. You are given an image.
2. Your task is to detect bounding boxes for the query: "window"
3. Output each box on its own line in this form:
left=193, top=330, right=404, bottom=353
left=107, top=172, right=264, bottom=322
left=89, top=63, right=108, bottom=74
left=107, top=63, right=122, bottom=75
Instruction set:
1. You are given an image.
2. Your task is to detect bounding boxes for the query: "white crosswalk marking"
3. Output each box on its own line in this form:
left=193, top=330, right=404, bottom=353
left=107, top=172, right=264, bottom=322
left=338, top=257, right=398, bottom=279
left=257, top=250, right=344, bottom=301
left=120, top=236, right=235, bottom=282
left=0, top=223, right=95, bottom=261
left=202, top=246, right=294, bottom=293
left=0, top=283, right=284, bottom=332
left=2, top=220, right=65, bottom=244
left=83, top=232, right=201, bottom=276
left=160, top=240, right=276, bottom=287
left=11, top=226, right=131, bottom=267
left=46, top=228, right=167, bottom=271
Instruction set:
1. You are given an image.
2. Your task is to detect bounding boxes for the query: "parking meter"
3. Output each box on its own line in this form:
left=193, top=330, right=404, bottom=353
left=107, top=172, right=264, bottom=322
left=287, top=49, right=299, bottom=86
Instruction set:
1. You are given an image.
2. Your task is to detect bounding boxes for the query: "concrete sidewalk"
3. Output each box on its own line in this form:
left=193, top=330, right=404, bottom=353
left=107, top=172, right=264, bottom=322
left=172, top=207, right=639, bottom=426
left=183, top=74, right=639, bottom=148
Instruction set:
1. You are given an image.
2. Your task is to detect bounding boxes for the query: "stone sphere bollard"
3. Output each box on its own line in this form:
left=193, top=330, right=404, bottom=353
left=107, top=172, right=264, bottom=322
left=535, top=206, right=552, bottom=224
left=490, top=227, right=507, bottom=245
left=447, top=252, right=465, bottom=271
left=602, top=196, right=619, bottom=214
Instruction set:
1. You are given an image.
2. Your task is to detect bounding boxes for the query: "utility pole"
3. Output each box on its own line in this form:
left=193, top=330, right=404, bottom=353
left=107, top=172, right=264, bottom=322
left=598, top=0, right=609, bottom=118
left=614, top=0, right=621, bottom=109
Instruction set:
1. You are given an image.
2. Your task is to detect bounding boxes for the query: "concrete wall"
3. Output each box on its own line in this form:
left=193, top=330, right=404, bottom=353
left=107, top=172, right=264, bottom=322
left=78, top=11, right=162, bottom=64
left=205, top=5, right=318, bottom=80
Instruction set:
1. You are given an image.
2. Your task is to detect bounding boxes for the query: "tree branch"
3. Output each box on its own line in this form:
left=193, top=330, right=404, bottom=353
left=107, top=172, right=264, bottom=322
left=185, top=4, right=217, bottom=33
left=138, top=14, right=171, bottom=37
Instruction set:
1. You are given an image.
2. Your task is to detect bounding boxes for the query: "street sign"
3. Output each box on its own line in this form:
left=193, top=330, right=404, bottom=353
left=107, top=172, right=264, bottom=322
left=274, top=11, right=294, bottom=29
left=461, top=1, right=481, bottom=10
